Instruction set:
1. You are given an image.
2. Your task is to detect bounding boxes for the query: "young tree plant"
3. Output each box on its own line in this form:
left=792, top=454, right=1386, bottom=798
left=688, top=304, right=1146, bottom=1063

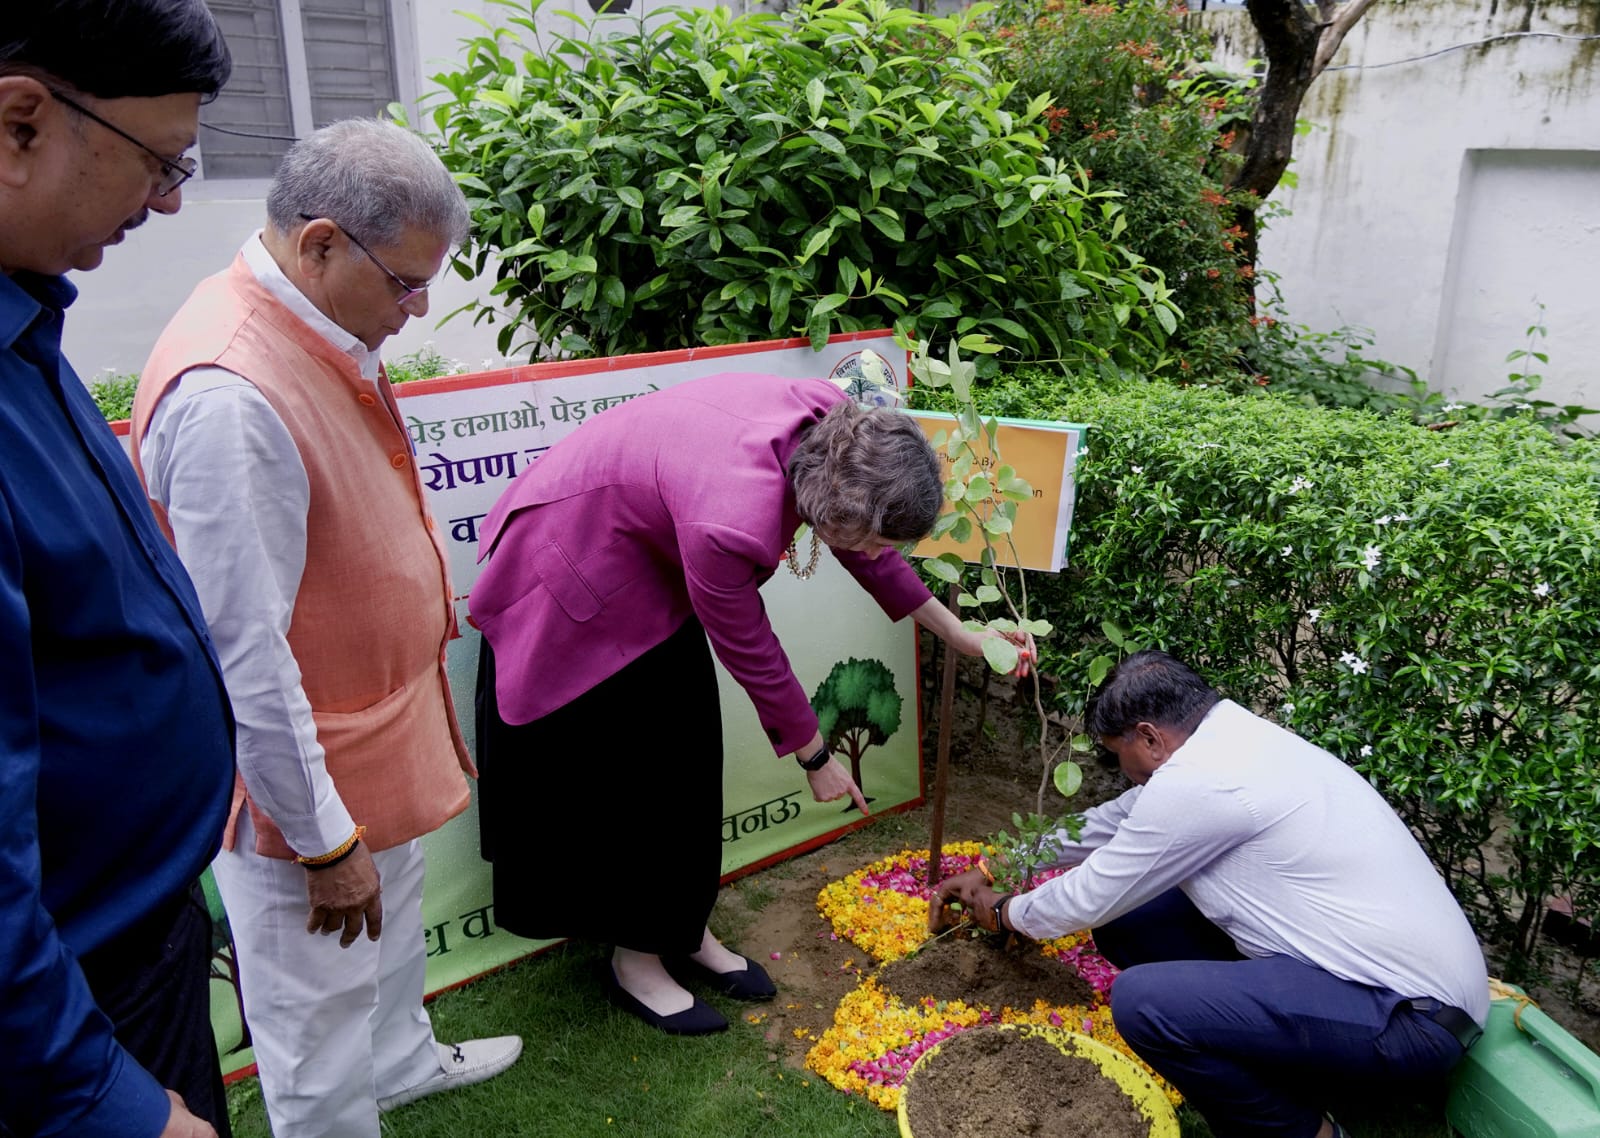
left=902, top=334, right=1085, bottom=888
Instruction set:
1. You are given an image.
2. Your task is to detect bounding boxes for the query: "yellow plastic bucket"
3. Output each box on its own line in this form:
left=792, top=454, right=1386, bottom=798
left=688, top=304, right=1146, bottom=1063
left=897, top=1023, right=1180, bottom=1138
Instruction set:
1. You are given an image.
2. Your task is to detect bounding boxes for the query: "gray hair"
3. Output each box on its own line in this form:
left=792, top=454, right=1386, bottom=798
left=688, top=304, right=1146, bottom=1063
left=265, top=118, right=468, bottom=249
left=788, top=401, right=943, bottom=546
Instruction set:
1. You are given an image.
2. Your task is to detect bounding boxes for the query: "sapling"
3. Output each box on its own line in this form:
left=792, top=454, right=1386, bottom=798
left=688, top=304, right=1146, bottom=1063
left=897, top=334, right=1099, bottom=911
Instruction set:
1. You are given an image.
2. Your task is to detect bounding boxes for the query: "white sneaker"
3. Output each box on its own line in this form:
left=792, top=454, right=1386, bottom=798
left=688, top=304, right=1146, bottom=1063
left=377, top=1036, right=524, bottom=1111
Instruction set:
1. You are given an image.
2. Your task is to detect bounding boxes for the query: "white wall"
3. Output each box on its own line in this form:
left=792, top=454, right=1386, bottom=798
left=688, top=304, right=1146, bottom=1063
left=1199, top=2, right=1600, bottom=404
left=62, top=0, right=709, bottom=381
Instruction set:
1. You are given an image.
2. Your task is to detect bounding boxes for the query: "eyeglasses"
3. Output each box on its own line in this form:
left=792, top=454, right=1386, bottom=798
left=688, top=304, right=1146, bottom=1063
left=297, top=213, right=434, bottom=306
left=50, top=89, right=197, bottom=197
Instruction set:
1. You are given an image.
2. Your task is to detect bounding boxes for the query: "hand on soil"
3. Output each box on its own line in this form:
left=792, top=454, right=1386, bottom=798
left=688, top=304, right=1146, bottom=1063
left=928, top=868, right=995, bottom=932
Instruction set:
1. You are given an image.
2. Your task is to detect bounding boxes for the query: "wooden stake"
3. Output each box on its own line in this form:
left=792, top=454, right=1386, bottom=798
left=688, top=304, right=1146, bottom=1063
left=926, top=583, right=960, bottom=891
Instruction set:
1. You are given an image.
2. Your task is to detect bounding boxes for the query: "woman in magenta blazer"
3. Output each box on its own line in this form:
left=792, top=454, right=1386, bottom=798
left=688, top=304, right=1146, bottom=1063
left=471, top=373, right=1023, bottom=1034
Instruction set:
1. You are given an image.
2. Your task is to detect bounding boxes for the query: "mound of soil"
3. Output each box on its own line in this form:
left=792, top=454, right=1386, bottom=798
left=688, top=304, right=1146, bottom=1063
left=877, top=930, right=1098, bottom=1013
left=903, top=1027, right=1155, bottom=1138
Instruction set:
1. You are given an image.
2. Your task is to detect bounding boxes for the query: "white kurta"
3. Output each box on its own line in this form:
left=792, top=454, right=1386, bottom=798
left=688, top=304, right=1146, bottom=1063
left=140, top=237, right=441, bottom=1138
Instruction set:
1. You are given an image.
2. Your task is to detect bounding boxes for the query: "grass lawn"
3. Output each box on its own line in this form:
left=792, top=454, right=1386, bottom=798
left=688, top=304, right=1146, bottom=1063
left=225, top=938, right=894, bottom=1137
left=223, top=775, right=1456, bottom=1138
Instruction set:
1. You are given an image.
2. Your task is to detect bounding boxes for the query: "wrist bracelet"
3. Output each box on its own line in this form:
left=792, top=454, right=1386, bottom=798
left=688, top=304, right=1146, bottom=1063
left=304, top=839, right=361, bottom=870
left=798, top=746, right=831, bottom=771
left=296, top=824, right=367, bottom=868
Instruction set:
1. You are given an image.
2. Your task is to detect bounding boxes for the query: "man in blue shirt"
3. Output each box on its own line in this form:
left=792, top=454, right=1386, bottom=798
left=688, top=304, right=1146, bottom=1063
left=0, top=4, right=238, bottom=1137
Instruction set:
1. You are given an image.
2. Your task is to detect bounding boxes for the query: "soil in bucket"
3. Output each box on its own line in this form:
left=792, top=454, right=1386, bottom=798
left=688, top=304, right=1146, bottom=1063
left=903, top=1028, right=1154, bottom=1138
left=877, top=930, right=1098, bottom=1012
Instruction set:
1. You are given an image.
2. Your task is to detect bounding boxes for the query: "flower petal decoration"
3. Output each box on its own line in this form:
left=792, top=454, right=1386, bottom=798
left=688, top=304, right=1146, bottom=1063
left=806, top=845, right=1180, bottom=1112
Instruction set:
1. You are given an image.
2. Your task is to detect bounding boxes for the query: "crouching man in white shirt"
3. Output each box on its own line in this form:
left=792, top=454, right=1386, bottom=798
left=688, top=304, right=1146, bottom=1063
left=932, top=650, right=1487, bottom=1138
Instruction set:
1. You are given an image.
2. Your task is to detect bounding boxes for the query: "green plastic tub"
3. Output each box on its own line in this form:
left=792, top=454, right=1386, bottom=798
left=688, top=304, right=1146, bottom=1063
left=1446, top=983, right=1600, bottom=1138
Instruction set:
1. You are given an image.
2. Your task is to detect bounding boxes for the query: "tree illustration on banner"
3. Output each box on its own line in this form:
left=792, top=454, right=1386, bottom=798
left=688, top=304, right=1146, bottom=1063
left=812, top=657, right=902, bottom=813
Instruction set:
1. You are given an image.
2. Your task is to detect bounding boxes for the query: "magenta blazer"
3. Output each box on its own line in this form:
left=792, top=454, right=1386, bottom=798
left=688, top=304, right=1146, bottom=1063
left=470, top=373, right=932, bottom=755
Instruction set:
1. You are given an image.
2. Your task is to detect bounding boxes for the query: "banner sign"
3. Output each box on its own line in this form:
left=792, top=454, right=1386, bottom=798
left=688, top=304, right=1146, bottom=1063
left=908, top=412, right=1085, bottom=573
left=113, top=332, right=1084, bottom=1077
left=112, top=332, right=927, bottom=1075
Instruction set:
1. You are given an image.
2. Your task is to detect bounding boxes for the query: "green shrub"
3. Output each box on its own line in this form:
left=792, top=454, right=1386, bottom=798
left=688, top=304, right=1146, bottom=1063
left=386, top=343, right=470, bottom=385
left=986, top=0, right=1253, bottom=371
left=423, top=0, right=1177, bottom=372
left=87, top=371, right=138, bottom=421
left=923, top=369, right=1600, bottom=975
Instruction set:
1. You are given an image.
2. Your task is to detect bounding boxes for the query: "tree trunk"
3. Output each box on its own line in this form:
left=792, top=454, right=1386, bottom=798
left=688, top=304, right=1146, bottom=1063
left=1229, top=0, right=1379, bottom=288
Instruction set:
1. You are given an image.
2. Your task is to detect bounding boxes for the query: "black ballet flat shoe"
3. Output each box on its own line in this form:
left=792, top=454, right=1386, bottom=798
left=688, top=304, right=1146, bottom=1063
left=669, top=954, right=778, bottom=1001
left=603, top=966, right=728, bottom=1036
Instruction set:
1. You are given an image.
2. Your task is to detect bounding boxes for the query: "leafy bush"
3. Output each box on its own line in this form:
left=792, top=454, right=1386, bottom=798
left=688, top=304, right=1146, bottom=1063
left=87, top=371, right=138, bottom=421
left=386, top=343, right=470, bottom=385
left=424, top=0, right=1177, bottom=371
left=987, top=0, right=1253, bottom=370
left=921, top=369, right=1600, bottom=976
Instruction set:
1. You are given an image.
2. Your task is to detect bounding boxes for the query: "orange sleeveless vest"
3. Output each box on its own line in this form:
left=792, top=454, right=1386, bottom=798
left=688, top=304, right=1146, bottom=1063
left=132, top=254, right=472, bottom=858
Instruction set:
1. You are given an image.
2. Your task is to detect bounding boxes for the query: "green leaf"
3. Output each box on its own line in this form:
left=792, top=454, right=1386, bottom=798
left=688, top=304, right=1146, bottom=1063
left=982, top=636, right=1020, bottom=674
left=806, top=76, right=826, bottom=120
left=1087, top=653, right=1116, bottom=687
left=1053, top=761, right=1084, bottom=798
left=924, top=555, right=961, bottom=582
left=866, top=211, right=905, bottom=242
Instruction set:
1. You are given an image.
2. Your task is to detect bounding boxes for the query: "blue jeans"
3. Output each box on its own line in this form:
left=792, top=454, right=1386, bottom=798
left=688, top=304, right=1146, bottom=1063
left=1096, top=889, right=1465, bottom=1138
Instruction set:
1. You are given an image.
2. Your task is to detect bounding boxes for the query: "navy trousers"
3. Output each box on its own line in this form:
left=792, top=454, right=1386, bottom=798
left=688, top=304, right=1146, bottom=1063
left=1096, top=889, right=1465, bottom=1138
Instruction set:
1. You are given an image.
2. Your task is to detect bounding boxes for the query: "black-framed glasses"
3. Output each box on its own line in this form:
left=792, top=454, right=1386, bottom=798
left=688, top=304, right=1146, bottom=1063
left=50, top=89, right=197, bottom=197
left=297, top=213, right=434, bottom=307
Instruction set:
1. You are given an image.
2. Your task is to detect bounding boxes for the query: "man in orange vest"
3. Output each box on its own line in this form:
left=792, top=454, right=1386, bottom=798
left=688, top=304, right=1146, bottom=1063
left=132, top=119, right=521, bottom=1138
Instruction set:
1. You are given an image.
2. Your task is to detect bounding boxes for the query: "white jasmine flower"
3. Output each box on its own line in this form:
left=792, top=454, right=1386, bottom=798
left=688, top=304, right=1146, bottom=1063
left=1131, top=465, right=1144, bottom=474
left=1359, top=744, right=1373, bottom=758
left=1339, top=651, right=1358, bottom=667
left=480, top=357, right=497, bottom=370
left=1362, top=544, right=1382, bottom=571
left=1533, top=581, right=1551, bottom=598
left=1288, top=475, right=1313, bottom=494
left=1515, top=402, right=1533, bottom=412
left=1197, top=442, right=1221, bottom=450
left=1433, top=460, right=1450, bottom=469
left=1443, top=402, right=1463, bottom=413
left=1307, top=608, right=1322, bottom=624
left=1282, top=703, right=1296, bottom=716
left=1393, top=513, right=1410, bottom=522
left=1375, top=515, right=1392, bottom=526
left=1281, top=546, right=1293, bottom=557
left=1350, top=658, right=1370, bottom=675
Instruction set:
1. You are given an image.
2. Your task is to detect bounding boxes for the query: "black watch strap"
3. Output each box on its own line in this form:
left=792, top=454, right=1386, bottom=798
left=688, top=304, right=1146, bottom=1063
left=798, top=746, right=831, bottom=771
left=991, top=893, right=1015, bottom=932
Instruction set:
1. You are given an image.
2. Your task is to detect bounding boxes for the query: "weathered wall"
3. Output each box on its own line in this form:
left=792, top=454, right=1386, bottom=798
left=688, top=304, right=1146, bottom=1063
left=1198, top=1, right=1600, bottom=405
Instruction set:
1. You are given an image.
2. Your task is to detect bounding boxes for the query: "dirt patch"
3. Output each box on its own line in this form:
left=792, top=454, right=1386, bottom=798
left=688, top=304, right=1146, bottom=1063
left=902, top=1027, right=1154, bottom=1138
left=878, top=930, right=1097, bottom=1013
left=721, top=646, right=1122, bottom=1066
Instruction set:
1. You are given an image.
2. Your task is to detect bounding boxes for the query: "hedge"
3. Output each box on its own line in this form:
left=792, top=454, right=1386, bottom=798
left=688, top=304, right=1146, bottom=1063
left=925, top=371, right=1600, bottom=975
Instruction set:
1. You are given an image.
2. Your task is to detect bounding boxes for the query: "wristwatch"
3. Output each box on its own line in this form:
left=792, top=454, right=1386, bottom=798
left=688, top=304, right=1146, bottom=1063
left=798, top=745, right=831, bottom=771
left=991, top=893, right=1015, bottom=933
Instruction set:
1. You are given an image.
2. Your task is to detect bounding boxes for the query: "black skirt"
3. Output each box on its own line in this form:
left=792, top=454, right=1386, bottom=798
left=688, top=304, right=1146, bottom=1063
left=475, top=615, right=724, bottom=955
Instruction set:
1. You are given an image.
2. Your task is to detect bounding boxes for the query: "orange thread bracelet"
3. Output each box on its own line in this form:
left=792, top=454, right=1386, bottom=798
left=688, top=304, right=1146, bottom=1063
left=296, top=825, right=367, bottom=867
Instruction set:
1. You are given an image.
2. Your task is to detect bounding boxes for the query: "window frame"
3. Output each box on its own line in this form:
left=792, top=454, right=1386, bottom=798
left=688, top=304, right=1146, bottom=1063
left=190, top=0, right=420, bottom=196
